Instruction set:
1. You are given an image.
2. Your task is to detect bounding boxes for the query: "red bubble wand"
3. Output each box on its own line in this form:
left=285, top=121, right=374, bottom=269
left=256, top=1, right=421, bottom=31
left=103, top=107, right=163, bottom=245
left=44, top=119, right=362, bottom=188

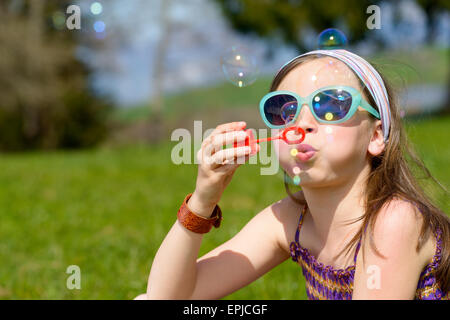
left=234, top=126, right=306, bottom=151
left=253, top=126, right=305, bottom=144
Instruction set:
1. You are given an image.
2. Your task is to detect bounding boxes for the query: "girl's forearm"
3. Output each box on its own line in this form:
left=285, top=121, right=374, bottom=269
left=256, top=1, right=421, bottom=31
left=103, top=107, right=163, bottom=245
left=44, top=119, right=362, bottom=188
left=146, top=195, right=216, bottom=299
left=147, top=220, right=203, bottom=299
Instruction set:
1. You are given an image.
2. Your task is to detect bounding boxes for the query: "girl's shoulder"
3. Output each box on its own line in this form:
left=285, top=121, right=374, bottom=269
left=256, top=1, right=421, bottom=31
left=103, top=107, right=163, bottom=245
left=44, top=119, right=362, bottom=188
left=373, top=197, right=432, bottom=238
left=364, top=197, right=437, bottom=270
left=271, top=195, right=437, bottom=268
left=268, top=191, right=306, bottom=255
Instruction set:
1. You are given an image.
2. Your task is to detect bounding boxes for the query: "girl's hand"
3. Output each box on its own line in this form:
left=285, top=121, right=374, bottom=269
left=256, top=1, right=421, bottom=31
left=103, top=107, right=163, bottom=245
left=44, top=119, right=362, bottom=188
left=188, top=122, right=259, bottom=218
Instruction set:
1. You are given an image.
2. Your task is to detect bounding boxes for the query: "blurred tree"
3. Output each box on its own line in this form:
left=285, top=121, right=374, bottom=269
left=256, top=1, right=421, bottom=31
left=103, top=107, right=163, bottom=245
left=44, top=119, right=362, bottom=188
left=0, top=0, right=111, bottom=150
left=152, top=0, right=172, bottom=116
left=417, top=0, right=450, bottom=41
left=214, top=0, right=450, bottom=112
left=214, top=0, right=374, bottom=52
left=214, top=0, right=450, bottom=51
left=149, top=0, right=173, bottom=141
left=84, top=0, right=174, bottom=142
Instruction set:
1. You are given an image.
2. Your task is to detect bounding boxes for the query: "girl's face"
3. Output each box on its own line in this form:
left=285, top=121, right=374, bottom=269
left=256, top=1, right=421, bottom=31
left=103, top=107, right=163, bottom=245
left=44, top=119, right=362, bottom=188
left=274, top=57, right=381, bottom=187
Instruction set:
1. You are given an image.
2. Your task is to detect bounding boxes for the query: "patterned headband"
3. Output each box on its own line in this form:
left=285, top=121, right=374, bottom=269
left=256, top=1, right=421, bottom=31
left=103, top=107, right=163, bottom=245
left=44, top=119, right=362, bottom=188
left=276, top=49, right=391, bottom=142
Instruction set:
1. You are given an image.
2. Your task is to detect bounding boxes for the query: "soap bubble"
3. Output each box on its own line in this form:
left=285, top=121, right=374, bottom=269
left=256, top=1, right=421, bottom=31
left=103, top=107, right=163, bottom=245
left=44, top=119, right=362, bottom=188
left=290, top=149, right=298, bottom=157
left=280, top=101, right=298, bottom=123
left=325, top=126, right=334, bottom=143
left=90, top=2, right=103, bottom=15
left=281, top=170, right=302, bottom=188
left=326, top=135, right=334, bottom=143
left=221, top=46, right=259, bottom=87
left=94, top=21, right=106, bottom=33
left=318, top=28, right=348, bottom=50
left=52, top=11, right=65, bottom=30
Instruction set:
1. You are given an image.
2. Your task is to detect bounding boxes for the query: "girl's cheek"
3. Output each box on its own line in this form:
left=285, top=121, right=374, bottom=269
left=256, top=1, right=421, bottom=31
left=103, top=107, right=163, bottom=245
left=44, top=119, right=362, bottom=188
left=321, top=127, right=359, bottom=162
left=323, top=125, right=335, bottom=144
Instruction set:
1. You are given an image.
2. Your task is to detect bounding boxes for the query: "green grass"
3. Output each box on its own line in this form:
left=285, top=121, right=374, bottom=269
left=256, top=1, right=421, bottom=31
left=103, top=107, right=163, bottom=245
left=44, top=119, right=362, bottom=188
left=0, top=114, right=448, bottom=299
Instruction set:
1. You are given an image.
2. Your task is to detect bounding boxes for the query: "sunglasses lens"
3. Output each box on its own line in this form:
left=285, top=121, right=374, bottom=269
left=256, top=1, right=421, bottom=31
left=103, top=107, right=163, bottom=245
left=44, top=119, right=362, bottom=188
left=264, top=94, right=298, bottom=126
left=313, top=89, right=352, bottom=121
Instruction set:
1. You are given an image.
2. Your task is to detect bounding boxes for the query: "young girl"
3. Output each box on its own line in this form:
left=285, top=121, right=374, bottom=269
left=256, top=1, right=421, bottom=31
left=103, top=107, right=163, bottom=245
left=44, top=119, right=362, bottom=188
left=139, top=49, right=449, bottom=300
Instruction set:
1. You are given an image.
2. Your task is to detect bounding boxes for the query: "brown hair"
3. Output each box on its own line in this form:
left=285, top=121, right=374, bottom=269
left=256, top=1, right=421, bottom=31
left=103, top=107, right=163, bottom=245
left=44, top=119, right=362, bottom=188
left=273, top=54, right=450, bottom=293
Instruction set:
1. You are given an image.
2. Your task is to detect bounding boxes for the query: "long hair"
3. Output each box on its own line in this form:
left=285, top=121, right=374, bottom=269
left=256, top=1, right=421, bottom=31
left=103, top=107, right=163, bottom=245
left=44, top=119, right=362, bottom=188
left=273, top=54, right=450, bottom=292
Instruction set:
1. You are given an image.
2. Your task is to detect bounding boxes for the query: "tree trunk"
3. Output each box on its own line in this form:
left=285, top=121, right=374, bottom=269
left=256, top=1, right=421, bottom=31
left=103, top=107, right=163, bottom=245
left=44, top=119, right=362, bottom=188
left=148, top=0, right=172, bottom=142
left=24, top=0, right=45, bottom=141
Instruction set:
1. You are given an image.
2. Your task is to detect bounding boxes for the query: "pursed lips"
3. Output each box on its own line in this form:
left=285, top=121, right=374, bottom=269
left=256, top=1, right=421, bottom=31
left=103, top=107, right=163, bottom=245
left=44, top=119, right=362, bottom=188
left=295, top=143, right=317, bottom=162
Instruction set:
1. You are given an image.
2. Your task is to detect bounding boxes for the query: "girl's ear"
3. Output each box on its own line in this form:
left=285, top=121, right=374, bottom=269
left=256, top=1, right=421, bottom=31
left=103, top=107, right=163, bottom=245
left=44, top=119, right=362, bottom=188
left=367, top=120, right=385, bottom=156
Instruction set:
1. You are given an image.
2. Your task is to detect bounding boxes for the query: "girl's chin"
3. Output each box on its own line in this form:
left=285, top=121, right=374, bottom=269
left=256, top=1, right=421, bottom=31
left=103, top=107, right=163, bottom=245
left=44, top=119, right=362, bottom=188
left=289, top=158, right=315, bottom=172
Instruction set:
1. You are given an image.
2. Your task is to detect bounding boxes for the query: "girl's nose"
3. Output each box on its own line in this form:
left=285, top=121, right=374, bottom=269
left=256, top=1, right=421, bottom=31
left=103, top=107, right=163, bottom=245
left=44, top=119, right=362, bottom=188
left=294, top=103, right=318, bottom=134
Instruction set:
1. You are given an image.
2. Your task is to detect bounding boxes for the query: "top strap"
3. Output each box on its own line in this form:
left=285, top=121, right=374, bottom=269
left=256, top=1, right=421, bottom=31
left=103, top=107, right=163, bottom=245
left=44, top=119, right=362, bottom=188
left=294, top=203, right=308, bottom=244
left=353, top=223, right=368, bottom=264
left=353, top=236, right=363, bottom=264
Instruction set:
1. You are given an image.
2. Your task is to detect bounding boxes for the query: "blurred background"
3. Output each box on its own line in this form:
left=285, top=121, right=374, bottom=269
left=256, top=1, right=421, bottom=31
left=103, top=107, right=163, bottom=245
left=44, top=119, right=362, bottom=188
left=0, top=0, right=448, bottom=299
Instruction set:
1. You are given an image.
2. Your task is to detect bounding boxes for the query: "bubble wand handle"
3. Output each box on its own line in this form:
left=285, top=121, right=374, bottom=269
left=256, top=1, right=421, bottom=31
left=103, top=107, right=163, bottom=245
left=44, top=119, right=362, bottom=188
left=234, top=127, right=306, bottom=151
left=254, top=137, right=277, bottom=143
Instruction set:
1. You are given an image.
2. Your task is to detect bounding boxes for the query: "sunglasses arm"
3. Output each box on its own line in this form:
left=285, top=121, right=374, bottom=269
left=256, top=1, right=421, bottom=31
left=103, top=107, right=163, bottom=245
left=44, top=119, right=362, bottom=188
left=360, top=99, right=381, bottom=119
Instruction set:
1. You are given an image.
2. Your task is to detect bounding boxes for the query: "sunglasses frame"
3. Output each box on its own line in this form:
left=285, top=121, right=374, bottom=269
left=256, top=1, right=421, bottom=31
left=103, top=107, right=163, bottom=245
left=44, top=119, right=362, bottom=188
left=259, top=85, right=380, bottom=129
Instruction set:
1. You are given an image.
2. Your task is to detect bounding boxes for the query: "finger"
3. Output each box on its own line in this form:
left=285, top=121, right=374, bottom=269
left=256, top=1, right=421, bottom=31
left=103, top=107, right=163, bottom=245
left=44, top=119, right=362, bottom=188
left=202, top=141, right=221, bottom=166
left=209, top=121, right=247, bottom=138
left=211, top=130, right=247, bottom=151
left=202, top=129, right=247, bottom=160
left=230, top=144, right=259, bottom=166
left=250, top=143, right=260, bottom=156
left=210, top=146, right=251, bottom=166
left=200, top=122, right=247, bottom=165
left=216, top=154, right=251, bottom=173
left=228, top=154, right=249, bottom=166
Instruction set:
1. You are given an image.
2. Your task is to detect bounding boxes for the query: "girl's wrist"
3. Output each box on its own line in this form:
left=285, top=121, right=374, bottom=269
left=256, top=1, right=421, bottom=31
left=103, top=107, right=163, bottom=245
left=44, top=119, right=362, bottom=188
left=188, top=191, right=218, bottom=219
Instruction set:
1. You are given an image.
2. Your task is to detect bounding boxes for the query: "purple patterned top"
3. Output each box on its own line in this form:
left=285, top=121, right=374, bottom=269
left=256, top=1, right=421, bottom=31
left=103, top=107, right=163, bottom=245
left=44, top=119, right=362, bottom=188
left=289, top=203, right=449, bottom=300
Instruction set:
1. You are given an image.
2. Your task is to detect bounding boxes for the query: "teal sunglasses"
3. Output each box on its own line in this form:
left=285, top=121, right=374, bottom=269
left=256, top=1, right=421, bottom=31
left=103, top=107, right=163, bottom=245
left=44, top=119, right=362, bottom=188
left=259, top=85, right=380, bottom=129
